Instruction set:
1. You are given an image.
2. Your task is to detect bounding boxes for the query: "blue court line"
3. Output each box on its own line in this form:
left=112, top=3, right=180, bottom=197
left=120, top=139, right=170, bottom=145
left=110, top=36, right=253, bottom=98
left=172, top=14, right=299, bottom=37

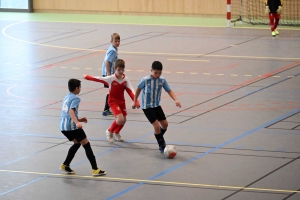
left=107, top=107, right=300, bottom=200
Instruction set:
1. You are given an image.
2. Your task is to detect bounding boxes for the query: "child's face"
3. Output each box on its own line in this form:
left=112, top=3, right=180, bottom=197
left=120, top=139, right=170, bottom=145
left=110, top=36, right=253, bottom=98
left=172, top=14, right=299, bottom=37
left=151, top=69, right=162, bottom=79
left=74, top=86, right=81, bottom=94
left=115, top=67, right=125, bottom=77
left=111, top=38, right=120, bottom=48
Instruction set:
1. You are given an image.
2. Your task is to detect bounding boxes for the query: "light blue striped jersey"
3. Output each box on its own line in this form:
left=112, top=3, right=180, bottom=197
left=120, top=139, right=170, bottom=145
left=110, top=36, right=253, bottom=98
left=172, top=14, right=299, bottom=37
left=59, top=92, right=80, bottom=131
left=102, top=45, right=118, bottom=76
left=137, top=75, right=171, bottom=109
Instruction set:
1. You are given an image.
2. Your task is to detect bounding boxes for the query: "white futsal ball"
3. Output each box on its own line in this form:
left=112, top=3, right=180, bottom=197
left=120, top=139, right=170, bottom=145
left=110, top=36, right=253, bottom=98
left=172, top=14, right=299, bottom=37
left=163, top=145, right=177, bottom=158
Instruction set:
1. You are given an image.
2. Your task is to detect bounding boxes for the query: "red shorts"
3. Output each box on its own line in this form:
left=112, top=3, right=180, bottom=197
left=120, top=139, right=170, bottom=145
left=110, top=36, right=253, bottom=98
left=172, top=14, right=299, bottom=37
left=269, top=13, right=281, bottom=20
left=110, top=103, right=127, bottom=117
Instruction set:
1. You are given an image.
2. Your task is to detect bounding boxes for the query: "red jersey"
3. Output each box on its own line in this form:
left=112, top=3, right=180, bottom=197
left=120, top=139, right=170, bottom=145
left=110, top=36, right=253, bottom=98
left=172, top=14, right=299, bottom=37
left=85, top=74, right=138, bottom=106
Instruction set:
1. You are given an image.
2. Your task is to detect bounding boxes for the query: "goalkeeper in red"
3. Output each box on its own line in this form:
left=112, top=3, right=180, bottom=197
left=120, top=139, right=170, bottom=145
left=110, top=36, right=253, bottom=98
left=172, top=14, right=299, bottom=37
left=265, top=0, right=283, bottom=37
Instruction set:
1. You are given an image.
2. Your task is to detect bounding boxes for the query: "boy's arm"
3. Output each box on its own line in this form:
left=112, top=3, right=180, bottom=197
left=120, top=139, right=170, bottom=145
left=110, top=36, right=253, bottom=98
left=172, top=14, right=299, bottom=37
left=132, top=88, right=142, bottom=109
left=125, top=78, right=140, bottom=107
left=105, top=60, right=111, bottom=75
left=167, top=90, right=181, bottom=108
left=83, top=74, right=110, bottom=87
left=69, top=108, right=82, bottom=129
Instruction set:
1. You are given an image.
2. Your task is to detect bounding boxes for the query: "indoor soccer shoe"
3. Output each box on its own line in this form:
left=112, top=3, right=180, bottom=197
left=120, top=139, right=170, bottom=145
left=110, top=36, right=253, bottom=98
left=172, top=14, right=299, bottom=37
left=92, top=168, right=106, bottom=176
left=106, top=129, right=114, bottom=143
left=113, top=133, right=124, bottom=142
left=102, top=110, right=114, bottom=116
left=272, top=31, right=276, bottom=37
left=274, top=29, right=279, bottom=35
left=159, top=146, right=165, bottom=153
left=60, top=164, right=75, bottom=174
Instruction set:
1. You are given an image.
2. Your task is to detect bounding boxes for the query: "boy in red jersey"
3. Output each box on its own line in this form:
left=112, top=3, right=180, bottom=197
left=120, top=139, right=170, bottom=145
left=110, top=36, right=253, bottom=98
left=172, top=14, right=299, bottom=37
left=84, top=59, right=140, bottom=143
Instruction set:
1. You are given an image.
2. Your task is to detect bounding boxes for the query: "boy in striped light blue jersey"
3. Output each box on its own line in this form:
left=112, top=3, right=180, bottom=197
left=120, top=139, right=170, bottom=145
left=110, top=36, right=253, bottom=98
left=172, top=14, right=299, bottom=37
left=132, top=61, right=181, bottom=153
left=59, top=79, right=106, bottom=176
left=101, top=33, right=120, bottom=116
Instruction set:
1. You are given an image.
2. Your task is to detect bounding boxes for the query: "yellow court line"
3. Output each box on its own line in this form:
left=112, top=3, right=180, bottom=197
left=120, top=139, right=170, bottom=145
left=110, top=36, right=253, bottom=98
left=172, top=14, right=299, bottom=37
left=0, top=169, right=299, bottom=194
left=2, top=21, right=300, bottom=61
left=168, top=58, right=208, bottom=62
left=176, top=72, right=184, bottom=74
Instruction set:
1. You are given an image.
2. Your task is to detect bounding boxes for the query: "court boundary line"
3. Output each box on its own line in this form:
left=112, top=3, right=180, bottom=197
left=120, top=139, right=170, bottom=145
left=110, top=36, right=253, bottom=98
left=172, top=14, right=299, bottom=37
left=0, top=169, right=299, bottom=194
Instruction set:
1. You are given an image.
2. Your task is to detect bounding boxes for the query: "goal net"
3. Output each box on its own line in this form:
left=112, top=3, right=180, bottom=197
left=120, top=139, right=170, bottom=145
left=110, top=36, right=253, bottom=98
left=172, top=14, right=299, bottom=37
left=231, top=0, right=300, bottom=26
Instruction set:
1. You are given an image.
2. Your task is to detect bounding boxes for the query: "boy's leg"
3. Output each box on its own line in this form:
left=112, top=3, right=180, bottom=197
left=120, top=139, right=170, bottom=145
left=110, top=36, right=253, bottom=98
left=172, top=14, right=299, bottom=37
left=159, top=119, right=168, bottom=136
left=143, top=107, right=166, bottom=153
left=113, top=115, right=126, bottom=142
left=153, top=120, right=166, bottom=152
left=60, top=131, right=79, bottom=174
left=63, top=139, right=81, bottom=166
left=80, top=137, right=106, bottom=176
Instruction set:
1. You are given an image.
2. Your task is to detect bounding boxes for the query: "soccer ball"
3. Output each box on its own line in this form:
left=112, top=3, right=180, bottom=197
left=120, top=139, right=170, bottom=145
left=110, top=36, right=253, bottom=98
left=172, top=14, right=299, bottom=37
left=163, top=145, right=177, bottom=158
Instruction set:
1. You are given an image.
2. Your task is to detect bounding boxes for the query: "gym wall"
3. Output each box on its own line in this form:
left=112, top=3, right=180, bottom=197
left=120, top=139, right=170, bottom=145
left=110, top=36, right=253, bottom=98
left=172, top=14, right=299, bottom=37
left=33, top=0, right=226, bottom=17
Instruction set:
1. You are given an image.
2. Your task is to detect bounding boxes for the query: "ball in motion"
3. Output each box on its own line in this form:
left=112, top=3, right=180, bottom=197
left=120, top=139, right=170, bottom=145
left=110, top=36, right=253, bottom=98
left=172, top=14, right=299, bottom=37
left=163, top=145, right=177, bottom=158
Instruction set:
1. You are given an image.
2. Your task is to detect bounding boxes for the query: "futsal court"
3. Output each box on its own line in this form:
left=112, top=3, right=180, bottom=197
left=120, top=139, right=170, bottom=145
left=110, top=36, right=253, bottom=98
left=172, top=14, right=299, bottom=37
left=0, top=13, right=300, bottom=200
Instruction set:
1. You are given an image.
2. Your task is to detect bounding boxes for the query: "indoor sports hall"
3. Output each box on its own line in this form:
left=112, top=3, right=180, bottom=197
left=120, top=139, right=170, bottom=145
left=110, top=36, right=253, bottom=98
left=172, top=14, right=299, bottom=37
left=0, top=0, right=299, bottom=200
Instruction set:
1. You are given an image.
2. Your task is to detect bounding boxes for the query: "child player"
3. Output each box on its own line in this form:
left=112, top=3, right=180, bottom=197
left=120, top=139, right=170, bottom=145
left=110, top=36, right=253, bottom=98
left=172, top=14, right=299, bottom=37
left=59, top=79, right=106, bottom=176
left=265, top=0, right=283, bottom=37
left=84, top=59, right=140, bottom=143
left=102, top=33, right=120, bottom=116
left=132, top=61, right=181, bottom=153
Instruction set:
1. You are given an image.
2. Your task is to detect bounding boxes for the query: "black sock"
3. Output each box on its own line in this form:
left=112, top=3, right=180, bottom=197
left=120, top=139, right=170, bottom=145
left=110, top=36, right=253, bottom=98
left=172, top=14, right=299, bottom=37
left=160, top=128, right=167, bottom=136
left=104, top=94, right=110, bottom=111
left=154, top=133, right=166, bottom=148
left=83, top=142, right=98, bottom=170
left=63, top=143, right=81, bottom=166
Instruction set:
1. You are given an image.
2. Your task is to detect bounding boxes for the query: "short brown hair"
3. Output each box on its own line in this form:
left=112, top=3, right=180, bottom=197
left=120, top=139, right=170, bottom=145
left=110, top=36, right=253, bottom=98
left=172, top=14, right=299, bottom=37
left=111, top=33, right=120, bottom=41
left=114, top=59, right=125, bottom=69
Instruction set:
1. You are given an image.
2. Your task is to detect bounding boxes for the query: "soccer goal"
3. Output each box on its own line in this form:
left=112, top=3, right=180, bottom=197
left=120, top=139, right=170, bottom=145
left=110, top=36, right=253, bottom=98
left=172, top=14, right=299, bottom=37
left=230, top=0, right=300, bottom=26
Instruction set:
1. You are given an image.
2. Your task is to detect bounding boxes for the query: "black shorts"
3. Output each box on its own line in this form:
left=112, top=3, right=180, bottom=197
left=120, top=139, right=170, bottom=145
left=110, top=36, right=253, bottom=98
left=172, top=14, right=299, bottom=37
left=62, top=129, right=87, bottom=142
left=103, top=75, right=109, bottom=88
left=142, top=106, right=166, bottom=124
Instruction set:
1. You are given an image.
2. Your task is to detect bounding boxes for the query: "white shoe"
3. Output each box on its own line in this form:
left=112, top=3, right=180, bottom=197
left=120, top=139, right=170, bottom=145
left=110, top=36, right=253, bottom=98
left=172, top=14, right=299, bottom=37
left=113, top=133, right=124, bottom=142
left=106, top=129, right=114, bottom=143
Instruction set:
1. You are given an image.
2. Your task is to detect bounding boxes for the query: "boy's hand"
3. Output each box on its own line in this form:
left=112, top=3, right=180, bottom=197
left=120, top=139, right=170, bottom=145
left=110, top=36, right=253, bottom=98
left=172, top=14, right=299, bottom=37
left=276, top=6, right=282, bottom=14
left=76, top=122, right=83, bottom=129
left=79, top=117, right=88, bottom=123
left=132, top=101, right=140, bottom=109
left=265, top=6, right=270, bottom=14
left=83, top=74, right=88, bottom=79
left=175, top=100, right=181, bottom=108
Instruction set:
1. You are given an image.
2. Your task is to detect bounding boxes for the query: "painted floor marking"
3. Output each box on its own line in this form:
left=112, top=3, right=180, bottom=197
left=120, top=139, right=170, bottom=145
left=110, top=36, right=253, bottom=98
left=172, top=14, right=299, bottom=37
left=0, top=169, right=299, bottom=194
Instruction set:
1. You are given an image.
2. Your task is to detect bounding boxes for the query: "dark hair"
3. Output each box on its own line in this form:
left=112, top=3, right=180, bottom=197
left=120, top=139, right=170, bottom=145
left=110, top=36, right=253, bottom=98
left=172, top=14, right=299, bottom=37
left=152, top=61, right=163, bottom=70
left=111, top=33, right=120, bottom=41
left=114, top=59, right=125, bottom=69
left=68, top=79, right=81, bottom=92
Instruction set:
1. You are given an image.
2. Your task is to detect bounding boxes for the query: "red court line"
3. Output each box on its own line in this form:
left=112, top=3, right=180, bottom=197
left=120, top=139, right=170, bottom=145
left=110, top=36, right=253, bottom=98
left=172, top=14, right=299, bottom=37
left=215, top=61, right=300, bottom=95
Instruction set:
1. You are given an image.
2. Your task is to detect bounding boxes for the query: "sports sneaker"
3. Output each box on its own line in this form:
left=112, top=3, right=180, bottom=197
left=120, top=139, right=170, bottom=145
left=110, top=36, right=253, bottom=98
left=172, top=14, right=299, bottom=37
left=274, top=29, right=279, bottom=35
left=159, top=146, right=165, bottom=153
left=60, top=164, right=75, bottom=174
left=102, top=110, right=114, bottom=116
left=272, top=31, right=276, bottom=37
left=106, top=129, right=114, bottom=143
left=113, top=133, right=124, bottom=142
left=92, top=168, right=106, bottom=176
